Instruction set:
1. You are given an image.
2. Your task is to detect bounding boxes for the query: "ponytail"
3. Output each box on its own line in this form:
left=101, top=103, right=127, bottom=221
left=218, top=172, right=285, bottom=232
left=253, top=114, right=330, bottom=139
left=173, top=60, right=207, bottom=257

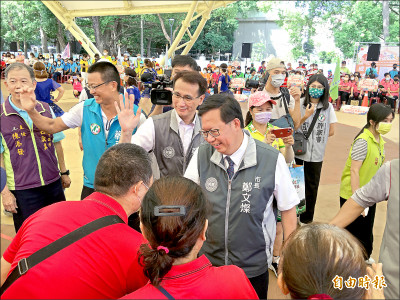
left=139, top=244, right=174, bottom=286
left=245, top=111, right=253, bottom=126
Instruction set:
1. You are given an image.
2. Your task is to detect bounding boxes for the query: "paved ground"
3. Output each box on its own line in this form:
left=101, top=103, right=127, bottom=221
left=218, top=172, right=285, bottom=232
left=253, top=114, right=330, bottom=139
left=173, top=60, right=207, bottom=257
left=1, top=82, right=399, bottom=298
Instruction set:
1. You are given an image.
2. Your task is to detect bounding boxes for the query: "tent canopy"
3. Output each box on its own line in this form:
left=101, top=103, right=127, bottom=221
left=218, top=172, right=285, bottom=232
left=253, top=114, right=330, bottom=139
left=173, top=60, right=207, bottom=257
left=43, top=0, right=234, bottom=63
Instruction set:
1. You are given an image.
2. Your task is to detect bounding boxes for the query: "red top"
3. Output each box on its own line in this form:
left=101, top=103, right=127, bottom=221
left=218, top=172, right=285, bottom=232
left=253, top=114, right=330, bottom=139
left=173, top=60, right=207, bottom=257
left=389, top=82, right=399, bottom=96
left=339, top=80, right=352, bottom=92
left=3, top=192, right=147, bottom=299
left=121, top=255, right=258, bottom=299
left=379, top=78, right=394, bottom=90
left=351, top=81, right=360, bottom=94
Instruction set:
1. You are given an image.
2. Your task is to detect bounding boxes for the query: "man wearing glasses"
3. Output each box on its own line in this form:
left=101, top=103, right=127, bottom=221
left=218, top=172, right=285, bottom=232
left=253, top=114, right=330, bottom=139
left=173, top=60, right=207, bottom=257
left=119, top=71, right=206, bottom=178
left=17, top=61, right=144, bottom=201
left=184, top=94, right=299, bottom=299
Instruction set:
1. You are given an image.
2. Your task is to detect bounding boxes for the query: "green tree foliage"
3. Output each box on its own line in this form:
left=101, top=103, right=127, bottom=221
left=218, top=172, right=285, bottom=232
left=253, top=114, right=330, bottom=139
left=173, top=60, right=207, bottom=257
left=265, top=0, right=399, bottom=60
left=318, top=51, right=336, bottom=64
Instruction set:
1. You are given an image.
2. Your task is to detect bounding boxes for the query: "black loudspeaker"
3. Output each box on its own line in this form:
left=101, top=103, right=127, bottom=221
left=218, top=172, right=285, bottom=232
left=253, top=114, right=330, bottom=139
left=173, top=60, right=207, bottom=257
left=10, top=42, right=17, bottom=52
left=367, top=44, right=381, bottom=61
left=241, top=43, right=252, bottom=58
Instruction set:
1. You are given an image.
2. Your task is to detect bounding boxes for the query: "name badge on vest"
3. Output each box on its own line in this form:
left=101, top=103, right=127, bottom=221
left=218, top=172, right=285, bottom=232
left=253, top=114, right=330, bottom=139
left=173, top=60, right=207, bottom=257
left=163, top=146, right=175, bottom=159
left=205, top=177, right=218, bottom=192
left=90, top=123, right=101, bottom=135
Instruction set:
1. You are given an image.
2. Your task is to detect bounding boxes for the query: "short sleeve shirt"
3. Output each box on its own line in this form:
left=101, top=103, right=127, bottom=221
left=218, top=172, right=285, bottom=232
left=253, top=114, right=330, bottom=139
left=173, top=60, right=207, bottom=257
left=245, top=122, right=285, bottom=150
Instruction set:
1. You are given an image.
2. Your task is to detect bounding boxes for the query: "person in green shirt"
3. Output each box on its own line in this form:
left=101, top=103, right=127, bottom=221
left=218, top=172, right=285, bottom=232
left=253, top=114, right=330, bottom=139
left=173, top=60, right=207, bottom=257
left=340, top=60, right=351, bottom=75
left=236, top=66, right=245, bottom=78
left=339, top=103, right=394, bottom=264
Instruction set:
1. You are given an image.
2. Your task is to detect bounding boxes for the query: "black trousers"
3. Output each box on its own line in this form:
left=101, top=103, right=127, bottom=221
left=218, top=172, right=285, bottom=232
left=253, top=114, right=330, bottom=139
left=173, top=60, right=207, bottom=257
left=340, top=197, right=376, bottom=259
left=80, top=186, right=141, bottom=232
left=248, top=270, right=269, bottom=299
left=11, top=179, right=65, bottom=232
left=295, top=158, right=323, bottom=224
left=339, top=91, right=350, bottom=104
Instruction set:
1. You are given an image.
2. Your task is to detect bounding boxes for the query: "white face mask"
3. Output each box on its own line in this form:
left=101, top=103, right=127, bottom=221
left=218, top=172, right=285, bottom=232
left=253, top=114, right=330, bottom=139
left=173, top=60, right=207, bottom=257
left=386, top=77, right=391, bottom=81
left=254, top=111, right=272, bottom=124
left=103, top=52, right=108, bottom=56
left=270, top=74, right=286, bottom=88
left=351, top=77, right=354, bottom=80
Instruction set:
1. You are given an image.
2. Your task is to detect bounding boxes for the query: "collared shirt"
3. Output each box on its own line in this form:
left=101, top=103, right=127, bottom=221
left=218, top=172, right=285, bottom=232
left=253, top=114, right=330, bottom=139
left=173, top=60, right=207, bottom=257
left=131, top=110, right=197, bottom=155
left=61, top=100, right=146, bottom=138
left=245, top=122, right=285, bottom=150
left=121, top=255, right=258, bottom=299
left=3, top=192, right=147, bottom=299
left=0, top=98, right=65, bottom=154
left=185, top=131, right=297, bottom=212
left=222, top=132, right=248, bottom=174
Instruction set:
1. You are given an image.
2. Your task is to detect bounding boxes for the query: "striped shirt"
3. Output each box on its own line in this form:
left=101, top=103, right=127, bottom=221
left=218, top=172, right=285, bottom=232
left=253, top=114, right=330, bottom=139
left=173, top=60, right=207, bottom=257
left=351, top=138, right=368, bottom=161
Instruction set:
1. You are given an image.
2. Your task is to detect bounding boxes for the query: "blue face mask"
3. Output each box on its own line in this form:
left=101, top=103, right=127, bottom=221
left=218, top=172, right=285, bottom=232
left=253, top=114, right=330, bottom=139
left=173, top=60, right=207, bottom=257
left=309, top=87, right=324, bottom=98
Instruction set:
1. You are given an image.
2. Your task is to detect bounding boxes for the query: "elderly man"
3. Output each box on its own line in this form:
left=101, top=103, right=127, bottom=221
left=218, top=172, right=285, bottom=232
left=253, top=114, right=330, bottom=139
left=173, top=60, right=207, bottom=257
left=0, top=143, right=152, bottom=298
left=184, top=94, right=299, bottom=299
left=1, top=63, right=70, bottom=232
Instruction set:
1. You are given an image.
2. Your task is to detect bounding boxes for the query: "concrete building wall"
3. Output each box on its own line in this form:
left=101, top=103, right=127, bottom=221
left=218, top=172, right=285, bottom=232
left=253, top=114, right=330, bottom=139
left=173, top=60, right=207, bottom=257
left=232, top=11, right=291, bottom=62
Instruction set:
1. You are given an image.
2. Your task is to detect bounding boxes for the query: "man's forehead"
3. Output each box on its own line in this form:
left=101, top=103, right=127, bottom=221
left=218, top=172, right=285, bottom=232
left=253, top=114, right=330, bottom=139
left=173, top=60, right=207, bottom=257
left=173, top=65, right=194, bottom=72
left=7, top=69, right=31, bottom=78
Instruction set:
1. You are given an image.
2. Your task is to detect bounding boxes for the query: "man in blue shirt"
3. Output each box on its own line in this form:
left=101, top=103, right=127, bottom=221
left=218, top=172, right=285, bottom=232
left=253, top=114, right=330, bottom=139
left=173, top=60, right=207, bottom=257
left=389, top=64, right=398, bottom=79
left=63, top=59, right=71, bottom=75
left=69, top=59, right=78, bottom=74
left=365, top=62, right=378, bottom=78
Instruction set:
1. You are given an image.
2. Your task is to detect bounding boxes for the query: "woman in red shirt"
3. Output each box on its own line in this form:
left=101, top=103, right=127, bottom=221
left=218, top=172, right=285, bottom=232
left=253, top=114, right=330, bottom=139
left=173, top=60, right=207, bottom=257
left=350, top=74, right=362, bottom=104
left=339, top=74, right=352, bottom=104
left=121, top=177, right=258, bottom=299
left=387, top=75, right=399, bottom=112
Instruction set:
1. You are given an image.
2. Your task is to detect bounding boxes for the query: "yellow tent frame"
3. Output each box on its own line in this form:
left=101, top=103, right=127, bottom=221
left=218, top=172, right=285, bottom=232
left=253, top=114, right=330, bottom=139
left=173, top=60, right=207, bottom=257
left=41, top=1, right=234, bottom=65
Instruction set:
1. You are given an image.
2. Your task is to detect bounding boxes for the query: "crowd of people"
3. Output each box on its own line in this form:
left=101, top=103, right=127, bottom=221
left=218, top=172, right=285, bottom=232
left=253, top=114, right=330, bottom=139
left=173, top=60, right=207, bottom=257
left=0, top=50, right=398, bottom=300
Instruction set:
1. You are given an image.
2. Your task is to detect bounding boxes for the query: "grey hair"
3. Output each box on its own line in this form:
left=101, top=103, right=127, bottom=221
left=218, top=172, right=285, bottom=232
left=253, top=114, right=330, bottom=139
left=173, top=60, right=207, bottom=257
left=4, top=63, right=35, bottom=82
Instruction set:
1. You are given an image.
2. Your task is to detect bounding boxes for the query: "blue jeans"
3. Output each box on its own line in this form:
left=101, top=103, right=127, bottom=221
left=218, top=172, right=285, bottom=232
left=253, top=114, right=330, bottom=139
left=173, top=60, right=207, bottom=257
left=11, top=179, right=65, bottom=232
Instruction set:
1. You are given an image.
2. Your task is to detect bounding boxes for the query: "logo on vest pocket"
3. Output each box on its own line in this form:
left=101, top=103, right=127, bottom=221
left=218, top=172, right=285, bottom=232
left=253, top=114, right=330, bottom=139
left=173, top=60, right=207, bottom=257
left=163, top=146, right=175, bottom=159
left=205, top=177, right=218, bottom=192
left=90, top=123, right=101, bottom=135
left=318, top=114, right=326, bottom=122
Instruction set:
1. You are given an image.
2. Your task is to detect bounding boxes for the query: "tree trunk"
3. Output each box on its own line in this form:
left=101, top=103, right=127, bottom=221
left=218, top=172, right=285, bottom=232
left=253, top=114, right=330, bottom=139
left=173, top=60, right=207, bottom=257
left=17, top=41, right=20, bottom=51
left=56, top=19, right=66, bottom=51
left=56, top=40, right=60, bottom=54
left=157, top=14, right=171, bottom=43
left=92, top=16, right=103, bottom=53
left=382, top=0, right=390, bottom=43
left=24, top=39, right=27, bottom=57
left=147, top=38, right=152, bottom=57
left=40, top=26, right=49, bottom=53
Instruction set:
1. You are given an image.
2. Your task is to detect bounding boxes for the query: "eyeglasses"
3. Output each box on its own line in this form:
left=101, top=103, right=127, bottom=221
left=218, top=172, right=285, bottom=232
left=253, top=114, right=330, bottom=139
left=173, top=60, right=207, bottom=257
left=199, top=129, right=221, bottom=139
left=172, top=91, right=200, bottom=102
left=142, top=182, right=150, bottom=190
left=87, top=81, right=113, bottom=92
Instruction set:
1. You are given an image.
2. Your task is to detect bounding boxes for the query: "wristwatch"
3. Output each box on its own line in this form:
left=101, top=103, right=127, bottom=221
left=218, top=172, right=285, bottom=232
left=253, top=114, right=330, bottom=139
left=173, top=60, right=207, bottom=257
left=60, top=170, right=70, bottom=176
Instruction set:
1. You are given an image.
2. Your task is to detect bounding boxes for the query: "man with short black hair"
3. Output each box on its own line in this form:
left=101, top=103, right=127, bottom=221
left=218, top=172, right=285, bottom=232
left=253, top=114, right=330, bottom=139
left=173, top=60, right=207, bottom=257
left=389, top=63, right=398, bottom=79
left=184, top=94, right=299, bottom=299
left=18, top=62, right=144, bottom=202
left=148, top=54, right=200, bottom=116
left=119, top=71, right=206, bottom=178
left=0, top=143, right=152, bottom=298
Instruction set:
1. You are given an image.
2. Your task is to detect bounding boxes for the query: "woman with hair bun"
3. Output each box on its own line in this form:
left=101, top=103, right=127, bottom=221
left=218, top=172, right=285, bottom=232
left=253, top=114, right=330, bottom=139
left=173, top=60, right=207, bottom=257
left=121, top=176, right=258, bottom=299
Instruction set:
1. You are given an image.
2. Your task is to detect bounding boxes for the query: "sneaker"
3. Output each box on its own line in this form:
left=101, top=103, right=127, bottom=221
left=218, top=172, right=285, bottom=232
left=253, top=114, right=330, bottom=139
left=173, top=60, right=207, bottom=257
left=269, top=261, right=278, bottom=277
left=365, top=257, right=376, bottom=265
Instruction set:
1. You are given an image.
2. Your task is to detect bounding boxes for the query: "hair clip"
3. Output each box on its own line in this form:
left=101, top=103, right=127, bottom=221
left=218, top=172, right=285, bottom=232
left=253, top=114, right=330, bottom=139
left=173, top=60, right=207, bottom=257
left=154, top=205, right=186, bottom=217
